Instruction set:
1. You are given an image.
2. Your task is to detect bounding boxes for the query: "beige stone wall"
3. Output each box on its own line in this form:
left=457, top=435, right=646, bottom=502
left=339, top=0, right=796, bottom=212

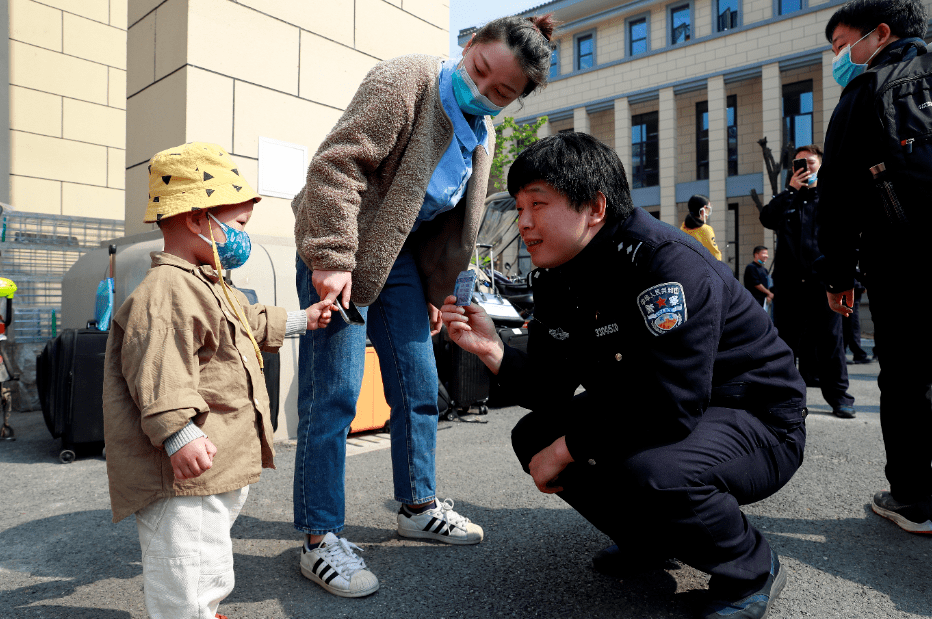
left=8, top=0, right=127, bottom=218
left=125, top=0, right=448, bottom=238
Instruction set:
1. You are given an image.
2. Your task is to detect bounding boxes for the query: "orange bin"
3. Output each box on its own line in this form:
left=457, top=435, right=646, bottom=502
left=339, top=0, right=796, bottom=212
left=350, top=346, right=392, bottom=434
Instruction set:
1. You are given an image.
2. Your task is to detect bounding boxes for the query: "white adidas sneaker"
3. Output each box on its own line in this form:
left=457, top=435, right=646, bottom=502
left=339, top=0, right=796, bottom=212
left=300, top=532, right=379, bottom=598
left=397, top=498, right=484, bottom=545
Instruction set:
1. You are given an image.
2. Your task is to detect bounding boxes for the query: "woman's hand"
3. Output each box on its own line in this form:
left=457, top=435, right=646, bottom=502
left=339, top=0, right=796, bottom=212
left=427, top=303, right=443, bottom=336
left=312, top=270, right=352, bottom=307
left=440, top=295, right=505, bottom=374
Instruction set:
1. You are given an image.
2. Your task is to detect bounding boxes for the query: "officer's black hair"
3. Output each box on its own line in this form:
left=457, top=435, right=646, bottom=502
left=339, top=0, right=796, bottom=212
left=507, top=132, right=634, bottom=224
left=687, top=195, right=711, bottom=216
left=825, top=0, right=929, bottom=42
left=795, top=144, right=823, bottom=159
left=753, top=245, right=768, bottom=254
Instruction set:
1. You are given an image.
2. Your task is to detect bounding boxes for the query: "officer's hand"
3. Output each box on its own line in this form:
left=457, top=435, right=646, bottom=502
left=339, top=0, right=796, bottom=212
left=427, top=303, right=443, bottom=336
left=826, top=289, right=854, bottom=317
left=169, top=436, right=217, bottom=481
left=529, top=437, right=573, bottom=494
left=789, top=167, right=809, bottom=190
left=440, top=295, right=505, bottom=374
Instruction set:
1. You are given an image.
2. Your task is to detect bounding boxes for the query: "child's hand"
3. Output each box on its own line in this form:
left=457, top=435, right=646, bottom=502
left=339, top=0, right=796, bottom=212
left=169, top=436, right=217, bottom=481
left=306, top=299, right=333, bottom=330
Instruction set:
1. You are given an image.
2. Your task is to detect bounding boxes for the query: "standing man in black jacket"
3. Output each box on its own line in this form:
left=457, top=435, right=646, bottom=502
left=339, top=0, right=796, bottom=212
left=442, top=133, right=806, bottom=619
left=817, top=0, right=932, bottom=534
left=760, top=145, right=856, bottom=419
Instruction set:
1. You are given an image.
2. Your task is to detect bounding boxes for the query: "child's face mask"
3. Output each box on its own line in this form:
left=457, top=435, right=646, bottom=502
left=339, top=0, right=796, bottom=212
left=199, top=213, right=252, bottom=270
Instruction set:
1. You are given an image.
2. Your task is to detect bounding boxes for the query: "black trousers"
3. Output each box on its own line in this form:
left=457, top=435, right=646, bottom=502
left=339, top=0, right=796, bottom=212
left=869, top=265, right=932, bottom=503
left=511, top=398, right=805, bottom=587
left=774, top=278, right=854, bottom=409
left=842, top=289, right=869, bottom=361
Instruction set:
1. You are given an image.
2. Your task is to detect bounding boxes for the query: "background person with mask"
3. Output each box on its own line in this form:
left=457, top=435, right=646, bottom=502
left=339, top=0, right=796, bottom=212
left=680, top=194, right=722, bottom=260
left=816, top=0, right=932, bottom=534
left=760, top=145, right=857, bottom=420
left=744, top=245, right=773, bottom=308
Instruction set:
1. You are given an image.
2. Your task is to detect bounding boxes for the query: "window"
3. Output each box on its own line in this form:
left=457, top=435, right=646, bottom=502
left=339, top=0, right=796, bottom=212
left=727, top=95, right=738, bottom=176
left=549, top=44, right=559, bottom=79
left=696, top=101, right=709, bottom=180
left=575, top=33, right=594, bottom=71
left=696, top=95, right=738, bottom=180
left=628, top=17, right=649, bottom=56
left=717, top=0, right=739, bottom=31
left=632, top=112, right=659, bottom=188
left=670, top=4, right=691, bottom=45
left=778, top=0, right=802, bottom=15
left=783, top=80, right=813, bottom=154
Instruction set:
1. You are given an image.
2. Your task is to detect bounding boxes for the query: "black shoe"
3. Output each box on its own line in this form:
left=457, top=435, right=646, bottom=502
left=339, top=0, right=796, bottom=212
left=871, top=491, right=932, bottom=534
left=832, top=406, right=856, bottom=419
left=700, top=551, right=786, bottom=619
left=850, top=357, right=872, bottom=364
left=592, top=544, right=678, bottom=578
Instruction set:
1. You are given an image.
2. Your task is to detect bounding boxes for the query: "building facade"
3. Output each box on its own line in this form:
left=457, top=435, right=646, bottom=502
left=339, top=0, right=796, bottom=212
left=463, top=0, right=932, bottom=275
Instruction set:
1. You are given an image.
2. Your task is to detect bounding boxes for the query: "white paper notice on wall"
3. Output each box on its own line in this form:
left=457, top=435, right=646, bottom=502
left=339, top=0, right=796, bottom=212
left=257, top=136, right=308, bottom=199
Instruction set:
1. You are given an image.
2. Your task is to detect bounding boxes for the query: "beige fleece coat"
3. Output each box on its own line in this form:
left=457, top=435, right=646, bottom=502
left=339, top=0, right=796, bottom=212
left=292, top=54, right=494, bottom=307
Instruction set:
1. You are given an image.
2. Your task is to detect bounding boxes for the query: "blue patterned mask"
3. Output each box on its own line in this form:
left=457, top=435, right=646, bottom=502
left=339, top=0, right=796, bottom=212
left=451, top=60, right=506, bottom=117
left=200, top=213, right=251, bottom=270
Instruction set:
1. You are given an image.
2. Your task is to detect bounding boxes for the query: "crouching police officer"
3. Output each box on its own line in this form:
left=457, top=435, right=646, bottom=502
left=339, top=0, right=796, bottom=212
left=441, top=133, right=806, bottom=619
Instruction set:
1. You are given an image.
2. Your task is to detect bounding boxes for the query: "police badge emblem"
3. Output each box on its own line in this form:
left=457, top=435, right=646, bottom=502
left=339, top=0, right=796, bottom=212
left=637, top=282, right=688, bottom=336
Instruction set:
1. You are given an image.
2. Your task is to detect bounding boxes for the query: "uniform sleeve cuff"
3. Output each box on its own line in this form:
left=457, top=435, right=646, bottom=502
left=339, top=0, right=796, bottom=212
left=164, top=420, right=207, bottom=456
left=285, top=310, right=307, bottom=336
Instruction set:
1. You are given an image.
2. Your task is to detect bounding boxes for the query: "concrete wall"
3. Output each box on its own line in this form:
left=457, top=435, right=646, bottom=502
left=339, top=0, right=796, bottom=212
left=124, top=0, right=448, bottom=238
left=7, top=0, right=127, bottom=218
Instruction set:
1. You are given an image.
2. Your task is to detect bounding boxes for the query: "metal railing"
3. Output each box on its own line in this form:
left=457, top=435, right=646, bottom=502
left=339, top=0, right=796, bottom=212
left=0, top=206, right=123, bottom=342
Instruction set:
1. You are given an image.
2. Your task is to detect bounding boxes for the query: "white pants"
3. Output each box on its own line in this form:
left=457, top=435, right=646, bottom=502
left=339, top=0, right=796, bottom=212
left=135, top=486, right=249, bottom=619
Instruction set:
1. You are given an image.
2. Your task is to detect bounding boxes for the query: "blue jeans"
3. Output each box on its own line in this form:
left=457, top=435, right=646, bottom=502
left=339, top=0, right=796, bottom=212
left=293, top=251, right=439, bottom=535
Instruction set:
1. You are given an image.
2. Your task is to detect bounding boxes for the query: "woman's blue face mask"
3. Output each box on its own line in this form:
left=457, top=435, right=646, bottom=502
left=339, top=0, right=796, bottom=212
left=451, top=55, right=506, bottom=117
left=832, top=28, right=879, bottom=88
left=199, top=213, right=252, bottom=270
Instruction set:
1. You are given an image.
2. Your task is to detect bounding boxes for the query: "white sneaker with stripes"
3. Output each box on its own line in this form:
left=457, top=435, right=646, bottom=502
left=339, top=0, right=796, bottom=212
left=397, top=498, right=484, bottom=545
left=300, top=532, right=379, bottom=598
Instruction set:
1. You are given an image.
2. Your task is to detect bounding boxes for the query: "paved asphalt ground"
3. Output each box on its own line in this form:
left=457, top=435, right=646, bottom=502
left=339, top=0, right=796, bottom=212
left=1, top=338, right=930, bottom=618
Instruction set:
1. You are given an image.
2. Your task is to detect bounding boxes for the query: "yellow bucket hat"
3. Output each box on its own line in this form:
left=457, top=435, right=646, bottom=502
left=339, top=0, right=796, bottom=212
left=144, top=142, right=261, bottom=223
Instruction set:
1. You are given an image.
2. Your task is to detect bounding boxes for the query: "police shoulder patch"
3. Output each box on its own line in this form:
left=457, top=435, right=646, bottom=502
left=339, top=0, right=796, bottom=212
left=636, top=282, right=688, bottom=336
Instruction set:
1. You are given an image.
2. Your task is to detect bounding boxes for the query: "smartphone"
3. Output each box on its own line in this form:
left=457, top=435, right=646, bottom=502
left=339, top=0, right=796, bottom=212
left=335, top=294, right=365, bottom=325
left=793, top=158, right=807, bottom=173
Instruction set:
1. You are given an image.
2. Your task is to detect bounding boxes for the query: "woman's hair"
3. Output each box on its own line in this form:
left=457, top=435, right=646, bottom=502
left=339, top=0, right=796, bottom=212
left=687, top=195, right=711, bottom=216
left=471, top=13, right=557, bottom=97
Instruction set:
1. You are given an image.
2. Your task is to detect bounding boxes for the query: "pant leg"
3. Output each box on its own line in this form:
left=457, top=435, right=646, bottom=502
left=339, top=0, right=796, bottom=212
left=513, top=403, right=805, bottom=586
left=870, top=272, right=932, bottom=503
left=846, top=290, right=868, bottom=360
left=135, top=487, right=249, bottom=619
left=365, top=251, right=439, bottom=505
left=809, top=280, right=854, bottom=408
left=293, top=256, right=368, bottom=535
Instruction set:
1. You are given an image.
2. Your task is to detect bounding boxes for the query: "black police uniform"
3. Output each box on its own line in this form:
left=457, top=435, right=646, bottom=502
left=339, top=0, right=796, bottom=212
left=760, top=185, right=855, bottom=410
left=501, top=207, right=806, bottom=593
left=817, top=38, right=932, bottom=505
left=743, top=260, right=770, bottom=306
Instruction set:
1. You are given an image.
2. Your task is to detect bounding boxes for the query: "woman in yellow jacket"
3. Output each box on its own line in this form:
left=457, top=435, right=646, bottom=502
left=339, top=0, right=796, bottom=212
left=680, top=194, right=722, bottom=260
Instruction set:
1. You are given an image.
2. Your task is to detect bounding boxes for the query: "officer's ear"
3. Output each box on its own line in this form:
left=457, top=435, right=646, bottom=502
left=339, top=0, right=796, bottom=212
left=586, top=191, right=607, bottom=227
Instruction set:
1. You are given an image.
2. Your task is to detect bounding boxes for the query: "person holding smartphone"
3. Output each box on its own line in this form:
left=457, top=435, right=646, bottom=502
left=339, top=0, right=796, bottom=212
left=759, top=144, right=857, bottom=419
left=290, top=15, right=556, bottom=598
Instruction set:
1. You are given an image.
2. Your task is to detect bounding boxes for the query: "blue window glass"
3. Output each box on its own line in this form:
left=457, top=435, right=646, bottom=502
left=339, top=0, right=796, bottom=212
left=717, top=0, right=739, bottom=31
left=549, top=46, right=559, bottom=78
left=671, top=5, right=690, bottom=45
left=630, top=19, right=648, bottom=56
left=779, top=0, right=802, bottom=15
left=577, top=35, right=593, bottom=70
left=632, top=112, right=659, bottom=188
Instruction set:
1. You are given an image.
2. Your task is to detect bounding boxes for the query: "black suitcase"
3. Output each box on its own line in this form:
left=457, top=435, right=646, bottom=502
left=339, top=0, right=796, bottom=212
left=37, top=328, right=108, bottom=462
left=434, top=326, right=490, bottom=420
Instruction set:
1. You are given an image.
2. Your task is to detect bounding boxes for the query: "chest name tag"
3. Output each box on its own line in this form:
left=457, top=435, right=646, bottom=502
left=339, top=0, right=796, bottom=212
left=637, top=282, right=688, bottom=336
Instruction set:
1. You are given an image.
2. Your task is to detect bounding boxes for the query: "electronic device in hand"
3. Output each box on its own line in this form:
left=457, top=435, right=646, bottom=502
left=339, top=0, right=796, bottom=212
left=793, top=158, right=807, bottom=173
left=336, top=294, right=365, bottom=325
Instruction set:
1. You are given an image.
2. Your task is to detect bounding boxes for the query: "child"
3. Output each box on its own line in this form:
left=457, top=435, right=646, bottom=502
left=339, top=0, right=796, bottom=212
left=103, top=142, right=332, bottom=619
